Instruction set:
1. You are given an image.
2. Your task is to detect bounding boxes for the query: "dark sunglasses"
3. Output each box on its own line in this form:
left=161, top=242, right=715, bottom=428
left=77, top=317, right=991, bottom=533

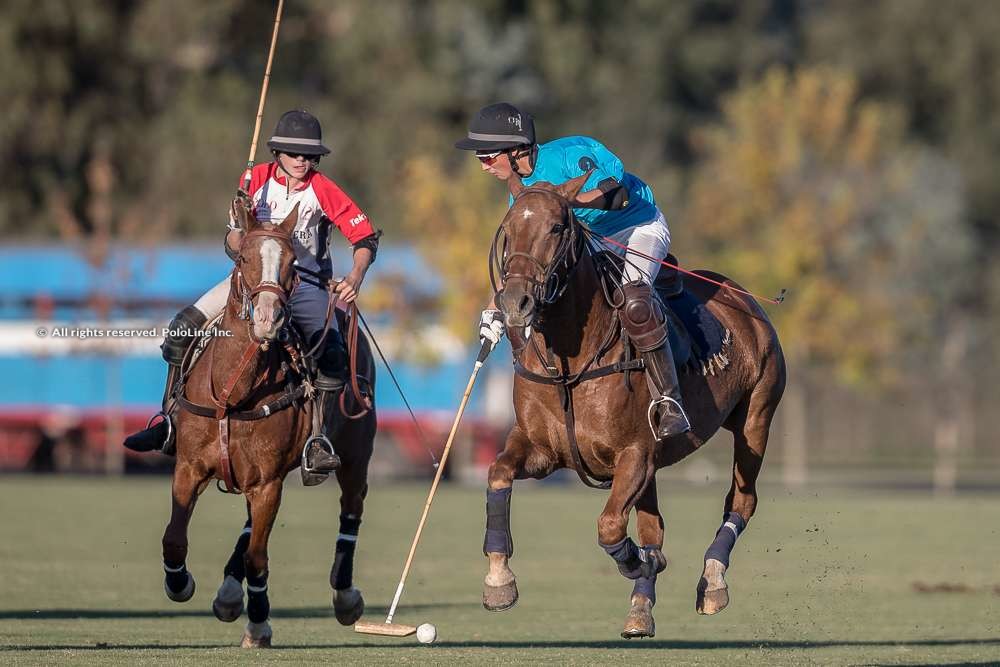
left=282, top=152, right=316, bottom=161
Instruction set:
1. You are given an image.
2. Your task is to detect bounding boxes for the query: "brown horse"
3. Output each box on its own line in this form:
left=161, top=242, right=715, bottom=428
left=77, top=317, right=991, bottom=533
left=481, top=173, right=786, bottom=638
left=160, top=203, right=377, bottom=647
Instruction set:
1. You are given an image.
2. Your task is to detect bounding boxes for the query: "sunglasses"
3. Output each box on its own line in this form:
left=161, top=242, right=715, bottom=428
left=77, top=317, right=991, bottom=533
left=476, top=150, right=504, bottom=165
left=281, top=152, right=315, bottom=161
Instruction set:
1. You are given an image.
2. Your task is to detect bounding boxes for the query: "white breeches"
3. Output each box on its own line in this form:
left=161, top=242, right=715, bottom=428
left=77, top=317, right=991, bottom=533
left=602, top=208, right=671, bottom=286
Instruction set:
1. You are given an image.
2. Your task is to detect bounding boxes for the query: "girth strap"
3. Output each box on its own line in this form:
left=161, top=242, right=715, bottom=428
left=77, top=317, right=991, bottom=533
left=218, top=417, right=237, bottom=494
left=177, top=384, right=305, bottom=421
left=513, top=356, right=644, bottom=490
left=513, top=358, right=644, bottom=386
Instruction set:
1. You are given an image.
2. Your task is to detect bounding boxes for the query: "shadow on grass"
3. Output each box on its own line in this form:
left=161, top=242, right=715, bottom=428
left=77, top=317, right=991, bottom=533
left=0, top=602, right=469, bottom=621
left=3, top=638, right=999, bottom=652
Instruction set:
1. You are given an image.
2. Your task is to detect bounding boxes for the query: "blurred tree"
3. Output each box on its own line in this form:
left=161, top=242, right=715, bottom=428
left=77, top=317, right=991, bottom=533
left=400, top=155, right=509, bottom=341
left=685, top=66, right=970, bottom=387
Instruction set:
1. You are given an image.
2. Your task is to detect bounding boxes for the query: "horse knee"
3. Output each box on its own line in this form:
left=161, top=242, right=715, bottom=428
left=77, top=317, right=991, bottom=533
left=487, top=459, right=516, bottom=490
left=598, top=512, right=628, bottom=545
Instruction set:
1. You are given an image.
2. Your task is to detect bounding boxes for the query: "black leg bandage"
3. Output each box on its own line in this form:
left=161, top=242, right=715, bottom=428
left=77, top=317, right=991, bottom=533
left=224, top=519, right=252, bottom=581
left=246, top=571, right=270, bottom=623
left=330, top=514, right=361, bottom=591
left=483, top=487, right=513, bottom=556
left=163, top=561, right=190, bottom=595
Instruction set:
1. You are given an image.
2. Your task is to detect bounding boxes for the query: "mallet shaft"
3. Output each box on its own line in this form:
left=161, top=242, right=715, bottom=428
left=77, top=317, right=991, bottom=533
left=241, top=0, right=285, bottom=193
left=384, top=342, right=491, bottom=624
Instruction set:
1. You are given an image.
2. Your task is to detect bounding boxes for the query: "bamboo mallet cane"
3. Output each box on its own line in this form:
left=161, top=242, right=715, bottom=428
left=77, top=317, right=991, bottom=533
left=239, top=0, right=285, bottom=195
left=355, top=341, right=493, bottom=637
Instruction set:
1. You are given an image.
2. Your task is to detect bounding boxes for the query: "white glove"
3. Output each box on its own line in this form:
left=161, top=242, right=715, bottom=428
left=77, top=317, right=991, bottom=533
left=479, top=309, right=506, bottom=349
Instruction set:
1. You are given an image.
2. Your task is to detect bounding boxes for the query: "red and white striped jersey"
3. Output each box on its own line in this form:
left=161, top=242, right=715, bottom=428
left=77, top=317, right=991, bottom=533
left=244, top=162, right=375, bottom=269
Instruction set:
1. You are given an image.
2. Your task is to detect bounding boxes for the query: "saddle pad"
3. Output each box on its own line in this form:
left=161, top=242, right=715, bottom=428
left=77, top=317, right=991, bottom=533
left=662, top=288, right=732, bottom=375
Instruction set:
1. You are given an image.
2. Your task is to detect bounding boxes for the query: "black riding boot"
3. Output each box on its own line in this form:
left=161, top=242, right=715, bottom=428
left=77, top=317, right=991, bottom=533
left=122, top=305, right=207, bottom=455
left=641, top=342, right=691, bottom=439
left=619, top=281, right=691, bottom=440
left=122, top=364, right=181, bottom=453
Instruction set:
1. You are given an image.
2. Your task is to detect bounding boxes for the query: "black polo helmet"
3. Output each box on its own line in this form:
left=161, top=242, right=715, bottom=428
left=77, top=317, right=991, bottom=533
left=455, top=102, right=535, bottom=152
left=267, top=109, right=331, bottom=156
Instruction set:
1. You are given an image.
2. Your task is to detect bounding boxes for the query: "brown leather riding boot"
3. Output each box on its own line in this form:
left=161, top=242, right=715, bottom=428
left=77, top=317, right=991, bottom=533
left=619, top=280, right=691, bottom=440
left=641, top=343, right=691, bottom=439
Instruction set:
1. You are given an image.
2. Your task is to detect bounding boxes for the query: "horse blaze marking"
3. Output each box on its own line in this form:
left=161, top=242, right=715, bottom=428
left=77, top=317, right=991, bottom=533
left=260, top=240, right=281, bottom=284
left=522, top=209, right=534, bottom=219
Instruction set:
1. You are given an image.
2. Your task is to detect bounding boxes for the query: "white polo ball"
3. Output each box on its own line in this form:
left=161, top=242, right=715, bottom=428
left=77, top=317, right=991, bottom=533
left=416, top=622, right=437, bottom=644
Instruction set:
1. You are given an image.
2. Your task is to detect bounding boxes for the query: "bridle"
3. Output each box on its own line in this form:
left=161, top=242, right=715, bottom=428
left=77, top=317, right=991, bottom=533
left=489, top=187, right=587, bottom=313
left=232, top=227, right=297, bottom=343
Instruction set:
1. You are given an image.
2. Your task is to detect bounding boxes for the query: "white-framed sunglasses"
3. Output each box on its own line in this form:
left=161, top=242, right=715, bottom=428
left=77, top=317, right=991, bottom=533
left=475, top=150, right=504, bottom=164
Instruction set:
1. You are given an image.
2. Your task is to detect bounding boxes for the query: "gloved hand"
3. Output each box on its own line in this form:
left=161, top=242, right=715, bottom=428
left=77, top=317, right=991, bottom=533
left=478, top=309, right=506, bottom=350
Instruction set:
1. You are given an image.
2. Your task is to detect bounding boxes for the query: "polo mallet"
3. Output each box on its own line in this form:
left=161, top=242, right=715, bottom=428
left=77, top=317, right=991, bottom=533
left=239, top=0, right=285, bottom=195
left=355, top=341, right=492, bottom=637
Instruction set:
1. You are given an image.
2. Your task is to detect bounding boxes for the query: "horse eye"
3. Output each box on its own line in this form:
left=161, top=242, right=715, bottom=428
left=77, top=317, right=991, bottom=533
left=550, top=223, right=565, bottom=234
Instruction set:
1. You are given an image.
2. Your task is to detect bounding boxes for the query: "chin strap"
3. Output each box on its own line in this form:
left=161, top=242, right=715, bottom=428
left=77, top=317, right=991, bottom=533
left=508, top=144, right=538, bottom=177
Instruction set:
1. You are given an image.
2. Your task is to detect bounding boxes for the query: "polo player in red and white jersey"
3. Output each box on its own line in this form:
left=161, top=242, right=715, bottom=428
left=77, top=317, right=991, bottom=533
left=124, top=110, right=379, bottom=484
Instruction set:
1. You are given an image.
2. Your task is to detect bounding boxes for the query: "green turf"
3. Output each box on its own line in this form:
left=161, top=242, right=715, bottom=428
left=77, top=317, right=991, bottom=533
left=1, top=476, right=997, bottom=665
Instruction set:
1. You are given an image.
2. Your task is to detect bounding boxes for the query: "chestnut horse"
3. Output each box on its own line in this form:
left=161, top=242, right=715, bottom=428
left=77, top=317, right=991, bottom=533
left=160, top=203, right=377, bottom=647
left=482, top=174, right=786, bottom=638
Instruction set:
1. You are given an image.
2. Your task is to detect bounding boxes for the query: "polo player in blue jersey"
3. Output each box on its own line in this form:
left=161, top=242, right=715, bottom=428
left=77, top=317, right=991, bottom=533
left=456, top=102, right=690, bottom=439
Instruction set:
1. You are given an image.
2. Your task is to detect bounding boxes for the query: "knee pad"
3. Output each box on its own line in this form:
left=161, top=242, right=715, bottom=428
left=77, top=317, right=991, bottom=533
left=161, top=306, right=208, bottom=365
left=619, top=282, right=667, bottom=352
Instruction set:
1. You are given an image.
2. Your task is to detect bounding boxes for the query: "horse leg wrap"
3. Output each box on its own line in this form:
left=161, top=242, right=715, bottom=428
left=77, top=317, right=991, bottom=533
left=704, top=511, right=746, bottom=568
left=163, top=561, right=190, bottom=595
left=224, top=520, right=252, bottom=581
left=602, top=537, right=663, bottom=580
left=632, top=571, right=657, bottom=606
left=483, top=487, right=513, bottom=557
left=246, top=572, right=270, bottom=623
left=331, top=514, right=361, bottom=590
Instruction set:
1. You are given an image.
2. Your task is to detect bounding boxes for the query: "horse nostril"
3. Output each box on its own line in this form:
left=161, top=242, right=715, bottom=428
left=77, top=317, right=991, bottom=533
left=519, top=294, right=534, bottom=313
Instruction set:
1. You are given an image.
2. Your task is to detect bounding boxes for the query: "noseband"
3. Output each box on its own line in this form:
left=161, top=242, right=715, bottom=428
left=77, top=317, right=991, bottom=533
left=489, top=187, right=586, bottom=311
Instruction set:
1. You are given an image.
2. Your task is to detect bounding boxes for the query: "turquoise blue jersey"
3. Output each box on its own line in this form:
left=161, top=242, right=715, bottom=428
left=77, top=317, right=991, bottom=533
left=510, top=136, right=658, bottom=236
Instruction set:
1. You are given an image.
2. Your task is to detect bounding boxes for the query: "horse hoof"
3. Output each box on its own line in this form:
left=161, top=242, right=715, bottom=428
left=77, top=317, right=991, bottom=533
left=622, top=596, right=655, bottom=638
left=696, top=584, right=730, bottom=615
left=240, top=621, right=272, bottom=648
left=696, top=558, right=730, bottom=615
left=333, top=587, right=365, bottom=626
left=483, top=581, right=518, bottom=612
left=213, top=575, right=245, bottom=622
left=164, top=571, right=196, bottom=603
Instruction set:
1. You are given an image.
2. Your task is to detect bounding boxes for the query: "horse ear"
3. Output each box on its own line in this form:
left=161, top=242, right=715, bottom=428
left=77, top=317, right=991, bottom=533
left=233, top=197, right=257, bottom=233
left=508, top=173, right=525, bottom=199
left=556, top=170, right=592, bottom=202
left=278, top=202, right=299, bottom=237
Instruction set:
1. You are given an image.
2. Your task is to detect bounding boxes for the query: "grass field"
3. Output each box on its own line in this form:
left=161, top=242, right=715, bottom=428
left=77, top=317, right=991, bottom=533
left=1, top=475, right=998, bottom=666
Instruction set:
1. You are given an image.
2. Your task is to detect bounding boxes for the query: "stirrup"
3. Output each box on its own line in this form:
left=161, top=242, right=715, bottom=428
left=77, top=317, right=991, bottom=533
left=647, top=396, right=691, bottom=439
left=301, top=434, right=340, bottom=486
left=148, top=411, right=174, bottom=448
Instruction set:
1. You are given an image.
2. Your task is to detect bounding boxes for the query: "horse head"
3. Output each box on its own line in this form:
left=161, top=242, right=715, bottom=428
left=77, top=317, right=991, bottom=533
left=230, top=202, right=299, bottom=342
left=493, top=171, right=591, bottom=328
